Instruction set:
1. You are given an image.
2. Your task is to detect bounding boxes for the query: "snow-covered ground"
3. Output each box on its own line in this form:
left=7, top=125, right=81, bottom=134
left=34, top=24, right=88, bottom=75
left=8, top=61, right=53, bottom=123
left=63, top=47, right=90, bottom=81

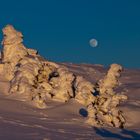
left=0, top=64, right=140, bottom=140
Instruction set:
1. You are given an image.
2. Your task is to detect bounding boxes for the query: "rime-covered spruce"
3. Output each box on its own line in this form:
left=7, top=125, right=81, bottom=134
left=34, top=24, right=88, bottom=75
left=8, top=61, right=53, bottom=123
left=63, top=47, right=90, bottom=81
left=0, top=25, right=127, bottom=128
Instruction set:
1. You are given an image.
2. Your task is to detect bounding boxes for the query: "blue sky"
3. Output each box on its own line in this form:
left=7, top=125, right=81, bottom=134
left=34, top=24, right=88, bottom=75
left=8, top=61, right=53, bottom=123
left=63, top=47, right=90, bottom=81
left=0, top=0, right=140, bottom=68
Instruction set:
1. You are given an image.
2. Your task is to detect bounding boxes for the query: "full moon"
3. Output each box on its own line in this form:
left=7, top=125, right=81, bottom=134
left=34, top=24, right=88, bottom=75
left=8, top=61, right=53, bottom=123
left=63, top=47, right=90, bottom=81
left=89, top=38, right=98, bottom=47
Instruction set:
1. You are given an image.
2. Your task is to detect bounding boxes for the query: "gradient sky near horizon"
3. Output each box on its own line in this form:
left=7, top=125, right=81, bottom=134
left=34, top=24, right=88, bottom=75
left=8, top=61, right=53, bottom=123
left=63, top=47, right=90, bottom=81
left=0, top=0, right=140, bottom=68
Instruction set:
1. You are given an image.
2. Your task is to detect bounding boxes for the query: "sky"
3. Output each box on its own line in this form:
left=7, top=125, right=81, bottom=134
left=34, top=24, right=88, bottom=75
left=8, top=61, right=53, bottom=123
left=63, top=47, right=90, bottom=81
left=0, top=0, right=140, bottom=68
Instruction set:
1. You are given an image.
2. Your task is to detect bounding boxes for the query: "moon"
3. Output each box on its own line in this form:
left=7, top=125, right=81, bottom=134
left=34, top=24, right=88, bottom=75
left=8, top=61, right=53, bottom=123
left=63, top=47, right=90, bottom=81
left=89, top=38, right=98, bottom=47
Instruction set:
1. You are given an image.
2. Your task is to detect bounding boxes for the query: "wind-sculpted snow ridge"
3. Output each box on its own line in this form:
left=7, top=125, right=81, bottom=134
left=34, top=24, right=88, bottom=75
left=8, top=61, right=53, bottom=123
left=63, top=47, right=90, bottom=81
left=0, top=25, right=127, bottom=128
